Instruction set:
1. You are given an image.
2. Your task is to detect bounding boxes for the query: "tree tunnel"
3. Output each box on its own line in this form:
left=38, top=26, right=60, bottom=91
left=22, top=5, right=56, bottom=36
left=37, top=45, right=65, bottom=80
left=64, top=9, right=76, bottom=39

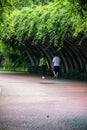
left=23, top=40, right=87, bottom=74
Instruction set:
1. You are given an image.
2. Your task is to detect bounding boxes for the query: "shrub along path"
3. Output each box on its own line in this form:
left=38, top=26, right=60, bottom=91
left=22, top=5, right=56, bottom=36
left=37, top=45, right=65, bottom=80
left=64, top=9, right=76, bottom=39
left=0, top=73, right=87, bottom=130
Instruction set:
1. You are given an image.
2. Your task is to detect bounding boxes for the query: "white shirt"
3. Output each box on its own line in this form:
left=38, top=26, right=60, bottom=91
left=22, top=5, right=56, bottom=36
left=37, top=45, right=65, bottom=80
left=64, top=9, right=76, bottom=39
left=52, top=56, right=61, bottom=66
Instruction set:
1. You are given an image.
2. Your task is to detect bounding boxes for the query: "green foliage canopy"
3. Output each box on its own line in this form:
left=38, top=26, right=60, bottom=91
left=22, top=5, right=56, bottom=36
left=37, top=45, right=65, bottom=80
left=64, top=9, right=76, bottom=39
left=0, top=0, right=87, bottom=69
left=1, top=0, right=87, bottom=47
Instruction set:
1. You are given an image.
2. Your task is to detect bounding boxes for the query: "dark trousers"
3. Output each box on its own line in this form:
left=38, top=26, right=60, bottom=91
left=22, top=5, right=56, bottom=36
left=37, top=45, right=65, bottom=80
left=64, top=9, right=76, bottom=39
left=41, top=65, right=46, bottom=77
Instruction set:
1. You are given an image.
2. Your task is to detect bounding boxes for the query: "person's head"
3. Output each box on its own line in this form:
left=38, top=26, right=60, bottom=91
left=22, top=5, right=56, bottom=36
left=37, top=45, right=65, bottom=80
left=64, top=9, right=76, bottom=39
left=54, top=52, right=58, bottom=57
left=42, top=54, right=46, bottom=59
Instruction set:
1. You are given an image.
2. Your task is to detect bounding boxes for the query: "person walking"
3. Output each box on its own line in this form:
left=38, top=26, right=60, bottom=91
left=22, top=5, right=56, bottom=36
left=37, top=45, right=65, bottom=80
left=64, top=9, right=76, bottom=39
left=39, top=55, right=49, bottom=79
left=52, top=53, right=61, bottom=78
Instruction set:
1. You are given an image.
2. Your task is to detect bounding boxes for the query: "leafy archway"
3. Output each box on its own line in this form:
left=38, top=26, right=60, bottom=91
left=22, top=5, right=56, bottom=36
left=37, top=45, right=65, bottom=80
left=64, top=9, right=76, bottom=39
left=0, top=0, right=87, bottom=73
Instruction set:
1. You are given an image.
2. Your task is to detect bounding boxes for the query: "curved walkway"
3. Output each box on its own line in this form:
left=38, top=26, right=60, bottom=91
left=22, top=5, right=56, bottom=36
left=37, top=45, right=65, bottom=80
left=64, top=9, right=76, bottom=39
left=0, top=73, right=87, bottom=130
